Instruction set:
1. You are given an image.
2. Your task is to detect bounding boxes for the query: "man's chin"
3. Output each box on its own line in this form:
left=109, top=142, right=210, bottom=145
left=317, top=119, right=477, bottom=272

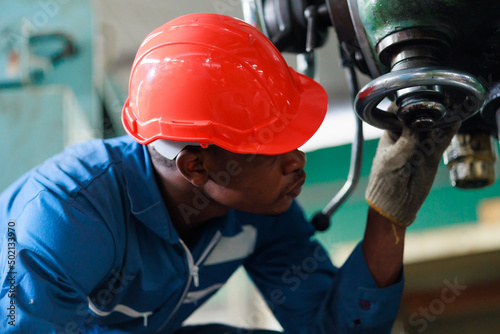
left=266, top=200, right=294, bottom=216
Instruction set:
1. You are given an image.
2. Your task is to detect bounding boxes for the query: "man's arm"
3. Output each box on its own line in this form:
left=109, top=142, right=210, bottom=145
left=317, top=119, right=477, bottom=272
left=362, top=208, right=405, bottom=288
left=244, top=202, right=405, bottom=334
left=0, top=190, right=116, bottom=333
left=362, top=125, right=459, bottom=288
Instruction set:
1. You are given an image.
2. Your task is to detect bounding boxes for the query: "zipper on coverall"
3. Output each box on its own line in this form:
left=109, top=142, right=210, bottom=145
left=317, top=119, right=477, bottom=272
left=157, top=231, right=222, bottom=332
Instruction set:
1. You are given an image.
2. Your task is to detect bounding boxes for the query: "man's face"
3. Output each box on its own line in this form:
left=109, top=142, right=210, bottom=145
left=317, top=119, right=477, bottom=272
left=203, top=148, right=307, bottom=216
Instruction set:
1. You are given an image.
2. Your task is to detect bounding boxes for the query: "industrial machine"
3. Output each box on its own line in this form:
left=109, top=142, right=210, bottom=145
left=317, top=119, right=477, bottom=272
left=242, top=0, right=500, bottom=230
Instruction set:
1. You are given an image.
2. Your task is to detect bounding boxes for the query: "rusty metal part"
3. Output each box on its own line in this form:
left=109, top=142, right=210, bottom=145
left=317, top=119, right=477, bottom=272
left=444, top=133, right=497, bottom=189
left=395, top=85, right=447, bottom=129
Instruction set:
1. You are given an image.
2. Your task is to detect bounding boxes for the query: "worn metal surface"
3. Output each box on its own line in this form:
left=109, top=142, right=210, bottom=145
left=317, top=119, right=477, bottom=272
left=356, top=0, right=500, bottom=78
left=357, top=0, right=462, bottom=66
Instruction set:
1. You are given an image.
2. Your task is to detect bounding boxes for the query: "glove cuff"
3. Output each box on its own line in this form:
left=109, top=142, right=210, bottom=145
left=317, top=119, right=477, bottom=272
left=365, top=178, right=417, bottom=226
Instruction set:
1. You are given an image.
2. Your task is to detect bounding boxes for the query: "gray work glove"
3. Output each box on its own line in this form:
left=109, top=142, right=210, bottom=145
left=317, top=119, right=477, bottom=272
left=366, top=124, right=460, bottom=226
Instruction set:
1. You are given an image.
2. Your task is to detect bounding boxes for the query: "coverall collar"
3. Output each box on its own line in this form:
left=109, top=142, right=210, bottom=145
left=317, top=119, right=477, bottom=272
left=122, top=141, right=176, bottom=243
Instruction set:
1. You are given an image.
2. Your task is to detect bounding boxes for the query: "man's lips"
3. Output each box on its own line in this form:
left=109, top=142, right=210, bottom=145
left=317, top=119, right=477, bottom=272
left=285, top=176, right=306, bottom=197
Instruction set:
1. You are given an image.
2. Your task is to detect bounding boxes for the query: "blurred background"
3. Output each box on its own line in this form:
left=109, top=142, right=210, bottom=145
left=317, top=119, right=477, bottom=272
left=1, top=0, right=500, bottom=333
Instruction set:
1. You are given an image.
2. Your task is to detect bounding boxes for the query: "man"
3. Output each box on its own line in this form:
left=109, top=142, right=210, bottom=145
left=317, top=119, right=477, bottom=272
left=0, top=14, right=456, bottom=333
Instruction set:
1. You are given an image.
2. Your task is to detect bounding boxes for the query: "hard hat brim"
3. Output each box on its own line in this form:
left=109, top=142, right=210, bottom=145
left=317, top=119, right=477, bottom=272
left=240, top=71, right=328, bottom=155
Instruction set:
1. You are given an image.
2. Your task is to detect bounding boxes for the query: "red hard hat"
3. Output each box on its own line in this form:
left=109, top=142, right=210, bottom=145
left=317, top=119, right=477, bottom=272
left=122, top=13, right=328, bottom=155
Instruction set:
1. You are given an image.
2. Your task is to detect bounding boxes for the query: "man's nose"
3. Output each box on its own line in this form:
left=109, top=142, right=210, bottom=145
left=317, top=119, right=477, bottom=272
left=282, top=149, right=306, bottom=175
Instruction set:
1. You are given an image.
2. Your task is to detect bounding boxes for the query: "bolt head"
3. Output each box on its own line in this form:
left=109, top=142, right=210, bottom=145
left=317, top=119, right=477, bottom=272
left=411, top=116, right=436, bottom=129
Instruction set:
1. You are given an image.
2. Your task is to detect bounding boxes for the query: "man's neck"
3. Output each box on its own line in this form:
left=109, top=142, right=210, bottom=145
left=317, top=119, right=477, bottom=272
left=153, top=169, right=229, bottom=242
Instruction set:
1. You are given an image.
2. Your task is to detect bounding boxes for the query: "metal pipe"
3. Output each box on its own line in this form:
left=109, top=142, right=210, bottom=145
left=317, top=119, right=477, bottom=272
left=241, top=0, right=268, bottom=35
left=296, top=52, right=316, bottom=79
left=312, top=64, right=364, bottom=231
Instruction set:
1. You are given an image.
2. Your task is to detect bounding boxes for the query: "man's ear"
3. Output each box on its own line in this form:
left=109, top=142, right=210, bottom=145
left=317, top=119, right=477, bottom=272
left=175, top=150, right=209, bottom=186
